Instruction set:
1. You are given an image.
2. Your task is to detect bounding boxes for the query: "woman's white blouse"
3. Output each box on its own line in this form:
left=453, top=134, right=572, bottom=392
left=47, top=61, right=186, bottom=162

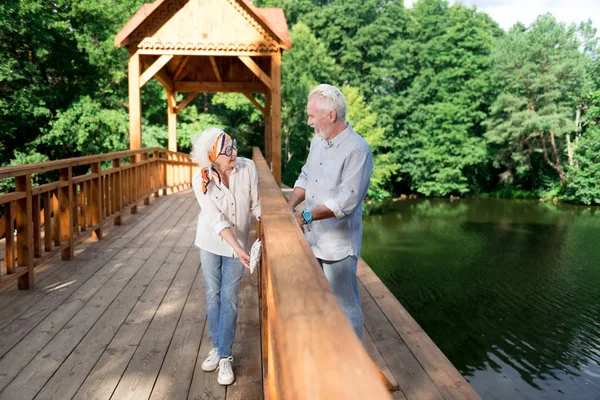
left=192, top=157, right=261, bottom=257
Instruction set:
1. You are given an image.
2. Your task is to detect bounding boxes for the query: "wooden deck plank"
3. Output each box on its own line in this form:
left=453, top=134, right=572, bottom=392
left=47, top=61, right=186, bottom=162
left=358, top=280, right=443, bottom=400
left=149, top=250, right=206, bottom=400
left=110, top=247, right=197, bottom=400
left=0, top=194, right=170, bottom=328
left=70, top=248, right=184, bottom=399
left=0, top=247, right=140, bottom=393
left=362, top=325, right=403, bottom=398
left=225, top=270, right=263, bottom=400
left=358, top=260, right=481, bottom=400
left=188, top=313, right=226, bottom=400
left=33, top=247, right=173, bottom=400
left=0, top=254, right=148, bottom=399
left=72, top=248, right=187, bottom=400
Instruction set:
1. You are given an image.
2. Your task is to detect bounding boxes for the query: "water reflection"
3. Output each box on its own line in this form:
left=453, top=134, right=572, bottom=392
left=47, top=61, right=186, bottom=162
left=362, top=198, right=600, bottom=399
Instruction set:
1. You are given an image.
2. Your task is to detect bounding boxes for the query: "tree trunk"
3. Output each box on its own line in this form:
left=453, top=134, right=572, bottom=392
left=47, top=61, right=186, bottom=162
left=540, top=130, right=568, bottom=187
left=566, top=133, right=573, bottom=166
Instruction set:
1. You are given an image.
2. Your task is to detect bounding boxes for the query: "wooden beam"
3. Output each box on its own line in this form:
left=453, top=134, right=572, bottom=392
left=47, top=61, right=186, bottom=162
left=209, top=56, right=222, bottom=82
left=270, top=51, right=282, bottom=185
left=128, top=50, right=142, bottom=150
left=243, top=93, right=265, bottom=115
left=154, top=68, right=174, bottom=92
left=173, top=56, right=190, bottom=81
left=174, top=82, right=266, bottom=93
left=239, top=56, right=272, bottom=89
left=175, top=92, right=199, bottom=114
left=139, top=50, right=277, bottom=57
left=140, top=55, right=173, bottom=87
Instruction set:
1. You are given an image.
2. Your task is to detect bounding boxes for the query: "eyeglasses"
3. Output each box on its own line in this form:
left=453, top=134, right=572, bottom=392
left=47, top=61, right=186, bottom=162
left=218, top=139, right=237, bottom=157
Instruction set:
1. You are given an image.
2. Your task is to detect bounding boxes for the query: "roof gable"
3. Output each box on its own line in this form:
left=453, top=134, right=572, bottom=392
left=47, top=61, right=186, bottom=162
left=115, top=0, right=290, bottom=51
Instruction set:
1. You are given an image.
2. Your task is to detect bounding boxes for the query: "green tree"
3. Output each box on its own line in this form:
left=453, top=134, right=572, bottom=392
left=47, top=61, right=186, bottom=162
left=343, top=86, right=396, bottom=199
left=485, top=15, right=594, bottom=188
left=391, top=0, right=500, bottom=196
left=280, top=22, right=340, bottom=186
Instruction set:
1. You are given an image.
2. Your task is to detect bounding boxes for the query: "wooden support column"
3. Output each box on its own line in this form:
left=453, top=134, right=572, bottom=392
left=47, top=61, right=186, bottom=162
left=264, top=92, right=272, bottom=166
left=129, top=50, right=142, bottom=150
left=59, top=168, right=74, bottom=260
left=16, top=175, right=34, bottom=289
left=167, top=90, right=177, bottom=152
left=271, top=51, right=282, bottom=185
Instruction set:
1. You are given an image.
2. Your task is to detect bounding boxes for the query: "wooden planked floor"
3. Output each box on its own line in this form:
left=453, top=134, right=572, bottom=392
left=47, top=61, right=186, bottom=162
left=0, top=190, right=478, bottom=400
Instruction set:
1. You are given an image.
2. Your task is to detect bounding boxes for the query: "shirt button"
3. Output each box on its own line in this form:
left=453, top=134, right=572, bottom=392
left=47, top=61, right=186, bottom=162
left=316, top=180, right=318, bottom=182
left=231, top=202, right=234, bottom=205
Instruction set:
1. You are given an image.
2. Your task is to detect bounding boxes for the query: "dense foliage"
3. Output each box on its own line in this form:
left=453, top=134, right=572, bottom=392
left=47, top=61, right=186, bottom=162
left=1, top=0, right=598, bottom=204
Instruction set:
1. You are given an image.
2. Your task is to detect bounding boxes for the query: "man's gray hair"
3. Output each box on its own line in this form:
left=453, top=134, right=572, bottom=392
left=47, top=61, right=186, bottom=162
left=308, top=84, right=346, bottom=123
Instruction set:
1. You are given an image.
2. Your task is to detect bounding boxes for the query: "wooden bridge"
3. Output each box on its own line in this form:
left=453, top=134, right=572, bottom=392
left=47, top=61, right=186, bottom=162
left=0, top=148, right=480, bottom=399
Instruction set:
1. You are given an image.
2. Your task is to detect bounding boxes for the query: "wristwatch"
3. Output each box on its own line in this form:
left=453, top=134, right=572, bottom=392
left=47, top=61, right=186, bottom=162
left=301, top=209, right=313, bottom=225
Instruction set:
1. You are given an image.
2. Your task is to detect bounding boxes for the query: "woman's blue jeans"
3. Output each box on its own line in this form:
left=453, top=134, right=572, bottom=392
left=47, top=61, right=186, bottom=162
left=317, top=255, right=364, bottom=339
left=200, top=249, right=245, bottom=358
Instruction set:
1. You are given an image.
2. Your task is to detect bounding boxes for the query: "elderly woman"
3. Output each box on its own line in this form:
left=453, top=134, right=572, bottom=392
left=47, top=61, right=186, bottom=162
left=190, top=127, right=261, bottom=386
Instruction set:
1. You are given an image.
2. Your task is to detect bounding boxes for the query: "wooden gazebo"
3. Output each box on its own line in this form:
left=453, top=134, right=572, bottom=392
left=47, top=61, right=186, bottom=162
left=115, top=0, right=290, bottom=184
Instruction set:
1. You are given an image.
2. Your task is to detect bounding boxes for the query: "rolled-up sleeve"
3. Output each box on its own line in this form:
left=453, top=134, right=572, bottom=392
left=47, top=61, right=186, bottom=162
left=192, top=175, right=231, bottom=235
left=250, top=162, right=261, bottom=219
left=324, top=149, right=373, bottom=219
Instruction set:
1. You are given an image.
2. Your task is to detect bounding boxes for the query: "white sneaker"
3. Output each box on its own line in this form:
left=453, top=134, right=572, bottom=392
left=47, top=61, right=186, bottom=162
left=201, top=348, right=219, bottom=372
left=218, top=356, right=235, bottom=385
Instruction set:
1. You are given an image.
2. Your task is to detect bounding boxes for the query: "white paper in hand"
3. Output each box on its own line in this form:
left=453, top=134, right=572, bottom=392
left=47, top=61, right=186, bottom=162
left=249, top=238, right=262, bottom=274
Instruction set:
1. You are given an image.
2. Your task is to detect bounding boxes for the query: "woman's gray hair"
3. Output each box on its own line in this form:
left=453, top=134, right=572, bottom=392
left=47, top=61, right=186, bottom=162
left=308, top=84, right=346, bottom=123
left=190, top=127, right=225, bottom=169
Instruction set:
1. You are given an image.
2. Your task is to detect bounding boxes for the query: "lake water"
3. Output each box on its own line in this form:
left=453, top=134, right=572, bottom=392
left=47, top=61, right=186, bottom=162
left=362, top=198, right=600, bottom=399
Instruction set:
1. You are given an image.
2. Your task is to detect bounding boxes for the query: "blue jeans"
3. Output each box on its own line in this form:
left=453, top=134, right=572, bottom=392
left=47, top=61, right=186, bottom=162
left=200, top=249, right=245, bottom=358
left=318, top=256, right=363, bottom=339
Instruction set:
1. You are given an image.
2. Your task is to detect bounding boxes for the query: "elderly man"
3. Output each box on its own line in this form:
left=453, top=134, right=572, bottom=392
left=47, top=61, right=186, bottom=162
left=287, top=84, right=374, bottom=338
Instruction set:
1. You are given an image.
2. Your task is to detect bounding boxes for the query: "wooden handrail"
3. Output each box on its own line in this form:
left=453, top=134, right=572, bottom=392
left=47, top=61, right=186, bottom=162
left=0, top=147, right=198, bottom=289
left=253, top=147, right=391, bottom=399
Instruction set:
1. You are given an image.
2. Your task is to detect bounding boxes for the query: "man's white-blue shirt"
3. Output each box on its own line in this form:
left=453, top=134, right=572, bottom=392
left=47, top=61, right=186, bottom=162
left=294, top=123, right=374, bottom=261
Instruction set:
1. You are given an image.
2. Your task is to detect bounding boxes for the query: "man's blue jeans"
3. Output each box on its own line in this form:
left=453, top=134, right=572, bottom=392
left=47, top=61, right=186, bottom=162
left=317, top=255, right=363, bottom=339
left=200, top=249, right=245, bottom=358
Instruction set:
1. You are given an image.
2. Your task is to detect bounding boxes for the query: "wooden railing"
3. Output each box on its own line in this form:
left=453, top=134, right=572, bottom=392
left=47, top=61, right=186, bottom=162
left=253, top=148, right=391, bottom=399
left=0, top=148, right=197, bottom=290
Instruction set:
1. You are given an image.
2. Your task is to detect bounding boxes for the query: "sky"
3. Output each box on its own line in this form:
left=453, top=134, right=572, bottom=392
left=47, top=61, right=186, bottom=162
left=403, top=0, right=600, bottom=31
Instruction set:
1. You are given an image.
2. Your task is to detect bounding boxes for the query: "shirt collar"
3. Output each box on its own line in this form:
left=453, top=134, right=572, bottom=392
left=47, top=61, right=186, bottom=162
left=324, top=123, right=352, bottom=148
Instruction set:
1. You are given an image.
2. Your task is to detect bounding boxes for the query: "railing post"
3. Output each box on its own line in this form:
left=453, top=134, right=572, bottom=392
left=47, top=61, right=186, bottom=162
left=163, top=152, right=169, bottom=196
left=72, top=182, right=79, bottom=237
left=43, top=193, right=52, bottom=252
left=130, top=155, right=138, bottom=213
left=79, top=184, right=87, bottom=232
left=141, top=152, right=150, bottom=205
left=113, top=158, right=122, bottom=225
left=16, top=174, right=34, bottom=289
left=59, top=167, right=74, bottom=260
left=32, top=194, right=41, bottom=258
left=91, top=162, right=103, bottom=240
left=52, top=191, right=61, bottom=246
left=153, top=151, right=160, bottom=198
left=5, top=203, right=14, bottom=274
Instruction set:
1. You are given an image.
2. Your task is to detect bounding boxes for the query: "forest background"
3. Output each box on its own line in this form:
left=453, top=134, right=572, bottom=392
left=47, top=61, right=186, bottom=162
left=1, top=0, right=599, bottom=204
